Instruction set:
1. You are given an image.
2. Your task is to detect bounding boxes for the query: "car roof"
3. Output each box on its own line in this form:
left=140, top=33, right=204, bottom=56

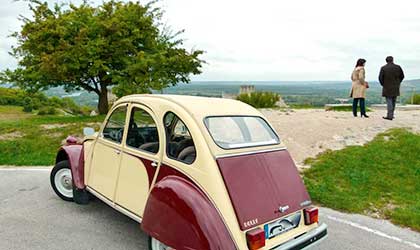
left=117, top=94, right=262, bottom=119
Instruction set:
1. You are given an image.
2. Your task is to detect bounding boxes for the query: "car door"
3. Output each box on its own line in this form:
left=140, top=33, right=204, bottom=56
left=114, top=104, right=162, bottom=217
left=88, top=104, right=128, bottom=199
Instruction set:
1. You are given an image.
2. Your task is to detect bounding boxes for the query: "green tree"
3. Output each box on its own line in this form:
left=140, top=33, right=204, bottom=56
left=1, top=0, right=203, bottom=114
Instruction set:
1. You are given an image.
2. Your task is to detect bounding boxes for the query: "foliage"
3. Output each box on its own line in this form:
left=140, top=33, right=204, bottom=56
left=22, top=97, right=34, bottom=113
left=38, top=106, right=58, bottom=115
left=289, top=103, right=316, bottom=109
left=0, top=106, right=104, bottom=165
left=1, top=0, right=203, bottom=114
left=236, top=92, right=280, bottom=108
left=303, top=129, right=420, bottom=231
left=325, top=105, right=372, bottom=112
left=0, top=87, right=90, bottom=115
left=411, top=94, right=420, bottom=104
left=0, top=88, right=25, bottom=106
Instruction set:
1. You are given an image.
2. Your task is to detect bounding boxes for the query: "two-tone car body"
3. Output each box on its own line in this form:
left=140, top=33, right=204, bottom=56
left=50, top=94, right=327, bottom=250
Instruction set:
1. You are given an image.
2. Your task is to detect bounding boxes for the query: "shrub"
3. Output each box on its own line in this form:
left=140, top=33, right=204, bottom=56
left=0, top=88, right=26, bottom=106
left=22, top=97, right=34, bottom=113
left=237, top=92, right=280, bottom=108
left=412, top=94, right=420, bottom=105
left=38, top=106, right=58, bottom=115
left=0, top=87, right=91, bottom=115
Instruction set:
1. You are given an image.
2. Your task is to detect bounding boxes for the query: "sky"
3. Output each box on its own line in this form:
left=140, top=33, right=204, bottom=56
left=1, top=0, right=419, bottom=81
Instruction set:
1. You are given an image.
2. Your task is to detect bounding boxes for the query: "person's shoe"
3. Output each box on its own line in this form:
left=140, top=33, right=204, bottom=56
left=382, top=116, right=393, bottom=120
left=353, top=114, right=357, bottom=117
left=362, top=114, right=369, bottom=118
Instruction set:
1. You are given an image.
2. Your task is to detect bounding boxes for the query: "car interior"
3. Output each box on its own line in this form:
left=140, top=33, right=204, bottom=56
left=102, top=106, right=127, bottom=143
left=103, top=108, right=196, bottom=164
left=164, top=112, right=196, bottom=164
left=126, top=107, right=160, bottom=154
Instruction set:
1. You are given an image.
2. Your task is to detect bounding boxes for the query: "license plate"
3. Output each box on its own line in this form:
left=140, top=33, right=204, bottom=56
left=264, top=212, right=301, bottom=239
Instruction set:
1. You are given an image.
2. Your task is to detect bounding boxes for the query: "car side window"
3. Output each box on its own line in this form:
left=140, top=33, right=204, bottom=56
left=164, top=112, right=196, bottom=164
left=126, top=107, right=159, bottom=154
left=102, top=106, right=127, bottom=144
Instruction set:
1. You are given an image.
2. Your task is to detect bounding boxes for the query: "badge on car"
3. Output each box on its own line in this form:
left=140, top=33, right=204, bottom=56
left=278, top=205, right=290, bottom=213
left=264, top=212, right=301, bottom=239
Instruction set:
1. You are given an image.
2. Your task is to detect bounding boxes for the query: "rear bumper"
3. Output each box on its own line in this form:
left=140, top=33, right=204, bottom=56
left=271, top=223, right=328, bottom=250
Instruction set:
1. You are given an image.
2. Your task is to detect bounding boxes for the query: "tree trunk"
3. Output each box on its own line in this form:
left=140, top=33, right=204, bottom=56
left=97, top=87, right=109, bottom=114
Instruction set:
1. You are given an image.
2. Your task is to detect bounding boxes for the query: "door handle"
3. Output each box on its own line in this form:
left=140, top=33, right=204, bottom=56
left=151, top=161, right=158, bottom=167
left=115, top=150, right=121, bottom=155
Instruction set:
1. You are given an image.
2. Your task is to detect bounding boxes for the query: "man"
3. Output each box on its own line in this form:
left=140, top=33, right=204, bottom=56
left=378, top=56, right=405, bottom=120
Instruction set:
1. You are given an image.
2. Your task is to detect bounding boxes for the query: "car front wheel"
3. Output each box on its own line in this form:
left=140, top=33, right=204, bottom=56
left=50, top=160, right=74, bottom=201
left=149, top=236, right=173, bottom=250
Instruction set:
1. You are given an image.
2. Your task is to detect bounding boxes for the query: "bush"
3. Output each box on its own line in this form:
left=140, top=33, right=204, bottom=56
left=22, top=97, right=34, bottom=113
left=38, top=106, right=58, bottom=115
left=0, top=87, right=92, bottom=115
left=412, top=94, right=420, bottom=105
left=0, top=88, right=26, bottom=106
left=237, top=92, right=280, bottom=108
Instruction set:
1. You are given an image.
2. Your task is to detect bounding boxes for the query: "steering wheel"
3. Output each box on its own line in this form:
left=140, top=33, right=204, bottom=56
left=109, top=128, right=124, bottom=142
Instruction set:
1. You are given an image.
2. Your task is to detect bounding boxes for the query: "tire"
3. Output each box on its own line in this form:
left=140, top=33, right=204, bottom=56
left=50, top=160, right=74, bottom=202
left=148, top=236, right=172, bottom=250
left=73, top=187, right=91, bottom=205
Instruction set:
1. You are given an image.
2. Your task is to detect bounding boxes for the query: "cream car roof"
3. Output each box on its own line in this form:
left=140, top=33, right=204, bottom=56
left=118, top=94, right=260, bottom=118
left=116, top=94, right=286, bottom=156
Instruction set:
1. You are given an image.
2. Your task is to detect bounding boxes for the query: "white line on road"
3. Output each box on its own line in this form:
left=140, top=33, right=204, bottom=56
left=0, top=168, right=51, bottom=171
left=327, top=215, right=420, bottom=249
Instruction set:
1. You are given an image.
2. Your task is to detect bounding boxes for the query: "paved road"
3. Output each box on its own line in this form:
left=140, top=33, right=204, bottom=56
left=1, top=168, right=419, bottom=250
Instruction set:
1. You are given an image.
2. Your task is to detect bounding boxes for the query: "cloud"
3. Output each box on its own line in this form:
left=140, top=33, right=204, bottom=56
left=1, top=0, right=419, bottom=81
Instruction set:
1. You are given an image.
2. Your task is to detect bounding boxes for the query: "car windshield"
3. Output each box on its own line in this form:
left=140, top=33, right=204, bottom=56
left=204, top=116, right=280, bottom=149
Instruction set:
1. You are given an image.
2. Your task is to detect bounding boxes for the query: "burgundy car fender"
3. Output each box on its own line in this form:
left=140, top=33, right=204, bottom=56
left=141, top=175, right=236, bottom=250
left=56, top=144, right=85, bottom=190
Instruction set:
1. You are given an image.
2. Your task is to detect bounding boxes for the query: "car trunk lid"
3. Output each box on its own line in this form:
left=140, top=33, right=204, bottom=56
left=216, top=149, right=311, bottom=231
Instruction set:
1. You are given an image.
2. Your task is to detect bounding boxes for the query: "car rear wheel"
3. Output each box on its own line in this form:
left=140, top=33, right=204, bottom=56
left=50, top=160, right=74, bottom=201
left=149, top=236, right=173, bottom=250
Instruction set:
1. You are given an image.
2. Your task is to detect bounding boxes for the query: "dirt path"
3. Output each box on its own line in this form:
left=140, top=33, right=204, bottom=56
left=262, top=108, right=420, bottom=167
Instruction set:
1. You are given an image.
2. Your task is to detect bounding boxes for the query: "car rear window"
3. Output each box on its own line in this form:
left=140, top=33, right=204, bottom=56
left=204, top=116, right=280, bottom=149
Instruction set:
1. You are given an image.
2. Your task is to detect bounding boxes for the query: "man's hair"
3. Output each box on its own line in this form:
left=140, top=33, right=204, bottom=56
left=386, top=56, right=394, bottom=63
left=355, top=58, right=366, bottom=67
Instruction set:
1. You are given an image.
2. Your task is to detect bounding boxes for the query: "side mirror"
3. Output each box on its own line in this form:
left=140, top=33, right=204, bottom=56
left=83, top=127, right=95, bottom=136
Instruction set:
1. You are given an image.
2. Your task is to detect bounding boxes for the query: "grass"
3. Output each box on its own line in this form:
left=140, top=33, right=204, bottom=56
left=0, top=105, right=34, bottom=121
left=326, top=105, right=372, bottom=112
left=289, top=104, right=319, bottom=109
left=0, top=105, right=104, bottom=165
left=303, top=128, right=420, bottom=231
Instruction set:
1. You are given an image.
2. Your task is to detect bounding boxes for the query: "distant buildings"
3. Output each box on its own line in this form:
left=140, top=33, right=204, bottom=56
left=239, top=85, right=255, bottom=94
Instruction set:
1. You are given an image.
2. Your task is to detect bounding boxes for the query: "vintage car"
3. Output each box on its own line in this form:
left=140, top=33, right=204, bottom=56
left=50, top=94, right=327, bottom=250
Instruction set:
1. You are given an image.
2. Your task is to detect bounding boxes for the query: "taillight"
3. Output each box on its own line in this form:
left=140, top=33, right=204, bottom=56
left=246, top=228, right=265, bottom=250
left=304, top=206, right=319, bottom=225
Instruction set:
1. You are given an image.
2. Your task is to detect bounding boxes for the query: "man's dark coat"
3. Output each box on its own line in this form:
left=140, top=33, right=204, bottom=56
left=379, top=63, right=405, bottom=97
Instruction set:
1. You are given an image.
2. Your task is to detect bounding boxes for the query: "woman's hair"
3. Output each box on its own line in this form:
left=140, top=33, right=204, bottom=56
left=355, top=58, right=366, bottom=67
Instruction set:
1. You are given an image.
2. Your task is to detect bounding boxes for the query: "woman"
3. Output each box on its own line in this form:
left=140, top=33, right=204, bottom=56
left=350, top=58, right=369, bottom=118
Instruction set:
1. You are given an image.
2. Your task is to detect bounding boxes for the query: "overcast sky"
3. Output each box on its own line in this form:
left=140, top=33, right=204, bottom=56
left=1, top=0, right=419, bottom=81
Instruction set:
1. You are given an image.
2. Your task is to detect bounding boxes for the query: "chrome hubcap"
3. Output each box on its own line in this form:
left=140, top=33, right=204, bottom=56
left=54, top=168, right=73, bottom=198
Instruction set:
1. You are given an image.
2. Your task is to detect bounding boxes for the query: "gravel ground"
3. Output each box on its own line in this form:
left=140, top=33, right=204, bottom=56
left=262, top=108, right=420, bottom=166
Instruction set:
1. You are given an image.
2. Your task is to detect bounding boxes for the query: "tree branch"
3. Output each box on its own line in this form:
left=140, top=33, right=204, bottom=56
left=80, top=82, right=100, bottom=95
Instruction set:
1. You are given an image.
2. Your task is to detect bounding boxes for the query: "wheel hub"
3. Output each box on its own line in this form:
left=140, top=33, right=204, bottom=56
left=54, top=168, right=73, bottom=198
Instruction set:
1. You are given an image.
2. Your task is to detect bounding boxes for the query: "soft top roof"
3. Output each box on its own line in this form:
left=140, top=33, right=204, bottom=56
left=116, top=94, right=262, bottom=120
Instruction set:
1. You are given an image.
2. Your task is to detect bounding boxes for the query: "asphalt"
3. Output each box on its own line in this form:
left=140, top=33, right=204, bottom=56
left=1, top=168, right=419, bottom=250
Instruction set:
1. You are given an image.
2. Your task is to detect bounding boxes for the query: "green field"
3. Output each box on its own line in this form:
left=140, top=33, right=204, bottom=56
left=0, top=106, right=104, bottom=165
left=303, top=128, right=420, bottom=231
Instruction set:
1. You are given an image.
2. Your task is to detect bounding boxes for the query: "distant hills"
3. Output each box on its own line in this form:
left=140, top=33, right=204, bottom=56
left=404, top=79, right=420, bottom=85
left=2, top=79, right=419, bottom=107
